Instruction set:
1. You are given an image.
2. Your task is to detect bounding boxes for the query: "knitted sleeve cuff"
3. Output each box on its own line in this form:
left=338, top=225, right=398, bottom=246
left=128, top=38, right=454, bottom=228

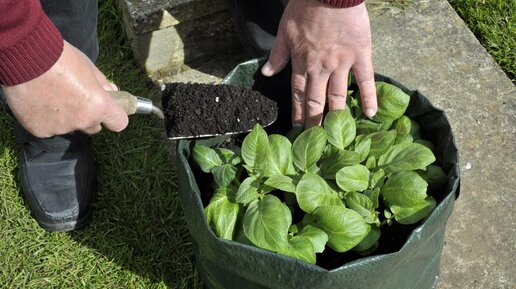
left=317, top=0, right=365, bottom=8
left=0, top=11, right=64, bottom=86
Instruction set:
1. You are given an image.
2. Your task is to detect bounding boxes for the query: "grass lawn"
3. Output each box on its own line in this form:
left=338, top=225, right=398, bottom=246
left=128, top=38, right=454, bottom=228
left=0, top=0, right=201, bottom=288
left=448, top=0, right=515, bottom=83
left=0, top=0, right=513, bottom=288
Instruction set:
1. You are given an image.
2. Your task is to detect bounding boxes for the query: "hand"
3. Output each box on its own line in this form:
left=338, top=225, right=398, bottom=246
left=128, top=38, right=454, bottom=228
left=2, top=41, right=128, bottom=138
left=261, top=0, right=377, bottom=128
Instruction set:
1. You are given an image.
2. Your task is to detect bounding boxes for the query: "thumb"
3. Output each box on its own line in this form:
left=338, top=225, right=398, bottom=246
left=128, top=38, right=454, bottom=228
left=261, top=33, right=290, bottom=77
left=98, top=90, right=129, bottom=132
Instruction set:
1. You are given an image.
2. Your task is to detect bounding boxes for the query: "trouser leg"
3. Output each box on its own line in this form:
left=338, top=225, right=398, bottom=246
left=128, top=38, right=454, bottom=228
left=41, top=0, right=99, bottom=62
left=0, top=0, right=100, bottom=232
left=228, top=0, right=287, bottom=57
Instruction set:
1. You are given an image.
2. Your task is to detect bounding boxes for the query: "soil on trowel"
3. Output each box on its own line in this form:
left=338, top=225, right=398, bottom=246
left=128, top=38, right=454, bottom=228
left=161, top=83, right=278, bottom=138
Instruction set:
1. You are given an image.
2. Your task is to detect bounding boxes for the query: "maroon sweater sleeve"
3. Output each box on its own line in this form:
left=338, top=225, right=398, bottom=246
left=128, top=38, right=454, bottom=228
left=0, top=0, right=64, bottom=86
left=318, top=0, right=364, bottom=8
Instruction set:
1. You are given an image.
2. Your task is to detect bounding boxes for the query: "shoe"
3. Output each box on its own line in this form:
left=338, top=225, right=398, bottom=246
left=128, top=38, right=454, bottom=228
left=228, top=0, right=286, bottom=57
left=14, top=122, right=96, bottom=232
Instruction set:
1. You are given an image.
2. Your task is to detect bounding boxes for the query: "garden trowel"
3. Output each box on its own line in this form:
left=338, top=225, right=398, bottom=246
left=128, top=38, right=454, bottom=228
left=108, top=84, right=277, bottom=140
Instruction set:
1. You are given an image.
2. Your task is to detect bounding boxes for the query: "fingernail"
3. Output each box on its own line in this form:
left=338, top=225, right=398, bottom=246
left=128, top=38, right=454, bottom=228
left=261, top=62, right=273, bottom=77
left=365, top=108, right=376, bottom=118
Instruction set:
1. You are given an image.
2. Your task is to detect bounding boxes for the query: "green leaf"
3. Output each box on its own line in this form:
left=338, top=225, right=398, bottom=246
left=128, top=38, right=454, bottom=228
left=394, top=133, right=414, bottom=145
left=370, top=169, right=386, bottom=189
left=362, top=130, right=398, bottom=158
left=243, top=195, right=291, bottom=252
left=292, top=126, right=327, bottom=172
left=393, top=115, right=412, bottom=136
left=215, top=147, right=242, bottom=166
left=372, top=82, right=410, bottom=123
left=336, top=165, right=370, bottom=192
left=320, top=148, right=361, bottom=179
left=235, top=176, right=261, bottom=204
left=265, top=134, right=296, bottom=176
left=381, top=171, right=429, bottom=207
left=354, top=138, right=371, bottom=163
left=353, top=226, right=381, bottom=253
left=296, top=173, right=343, bottom=214
left=193, top=145, right=223, bottom=173
left=264, top=174, right=296, bottom=193
left=391, top=197, right=436, bottom=224
left=365, top=156, right=376, bottom=170
left=286, top=126, right=304, bottom=143
left=356, top=119, right=384, bottom=135
left=345, top=192, right=379, bottom=225
left=378, top=143, right=436, bottom=174
left=241, top=124, right=270, bottom=173
left=417, top=165, right=448, bottom=192
left=414, top=139, right=436, bottom=153
left=364, top=188, right=380, bottom=209
left=212, top=164, right=237, bottom=187
left=299, top=225, right=328, bottom=253
left=313, top=206, right=370, bottom=253
left=205, top=190, right=239, bottom=240
left=279, top=236, right=316, bottom=264
left=323, top=109, right=356, bottom=150
left=410, top=118, right=421, bottom=139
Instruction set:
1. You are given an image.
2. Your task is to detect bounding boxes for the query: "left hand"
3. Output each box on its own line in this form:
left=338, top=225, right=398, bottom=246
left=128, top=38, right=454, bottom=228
left=261, top=0, right=377, bottom=128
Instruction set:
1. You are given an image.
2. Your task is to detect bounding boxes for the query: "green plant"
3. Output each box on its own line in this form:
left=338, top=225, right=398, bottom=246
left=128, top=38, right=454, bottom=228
left=192, top=81, right=447, bottom=264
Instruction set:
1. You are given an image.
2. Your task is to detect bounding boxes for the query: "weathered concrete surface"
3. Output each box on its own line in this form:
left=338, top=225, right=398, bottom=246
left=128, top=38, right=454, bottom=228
left=118, top=0, right=240, bottom=79
left=129, top=0, right=515, bottom=287
left=367, top=1, right=515, bottom=288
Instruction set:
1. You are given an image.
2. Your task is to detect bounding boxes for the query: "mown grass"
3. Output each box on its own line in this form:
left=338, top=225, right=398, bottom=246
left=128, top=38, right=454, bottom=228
left=448, top=0, right=515, bottom=83
left=1, top=0, right=513, bottom=288
left=0, top=0, right=201, bottom=288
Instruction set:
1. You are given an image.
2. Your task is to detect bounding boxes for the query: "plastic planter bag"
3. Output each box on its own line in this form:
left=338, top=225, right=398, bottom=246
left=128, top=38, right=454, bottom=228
left=176, top=59, right=460, bottom=289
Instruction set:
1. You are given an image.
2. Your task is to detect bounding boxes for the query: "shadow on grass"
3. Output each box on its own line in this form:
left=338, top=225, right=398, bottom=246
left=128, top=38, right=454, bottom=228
left=67, top=115, right=201, bottom=288
left=64, top=1, right=207, bottom=287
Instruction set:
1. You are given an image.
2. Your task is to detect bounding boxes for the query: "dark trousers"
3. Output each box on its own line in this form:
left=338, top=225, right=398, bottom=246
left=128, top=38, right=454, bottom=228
left=0, top=0, right=99, bottom=112
left=41, top=0, right=99, bottom=62
left=228, top=0, right=286, bottom=57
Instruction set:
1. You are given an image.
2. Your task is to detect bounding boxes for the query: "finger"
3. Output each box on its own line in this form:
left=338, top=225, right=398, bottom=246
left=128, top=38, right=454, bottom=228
left=352, top=57, right=377, bottom=118
left=304, top=72, right=330, bottom=128
left=81, top=124, right=103, bottom=135
left=106, top=82, right=119, bottom=91
left=89, top=61, right=118, bottom=91
left=327, top=67, right=350, bottom=112
left=291, top=62, right=307, bottom=127
left=262, top=32, right=290, bottom=77
left=97, top=90, right=129, bottom=132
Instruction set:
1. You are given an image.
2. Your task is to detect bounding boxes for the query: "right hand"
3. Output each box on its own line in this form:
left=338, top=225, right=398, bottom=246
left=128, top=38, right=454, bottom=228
left=2, top=41, right=128, bottom=138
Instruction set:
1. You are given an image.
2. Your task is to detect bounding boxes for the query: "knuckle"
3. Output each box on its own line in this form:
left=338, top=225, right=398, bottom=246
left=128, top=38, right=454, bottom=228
left=327, top=92, right=347, bottom=101
left=306, top=98, right=325, bottom=110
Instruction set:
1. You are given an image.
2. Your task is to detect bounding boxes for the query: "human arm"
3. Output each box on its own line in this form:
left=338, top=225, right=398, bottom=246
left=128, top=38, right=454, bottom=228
left=0, top=0, right=127, bottom=138
left=261, top=0, right=377, bottom=128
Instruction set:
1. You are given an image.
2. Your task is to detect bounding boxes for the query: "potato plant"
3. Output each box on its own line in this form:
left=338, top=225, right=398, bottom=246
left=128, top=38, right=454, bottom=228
left=192, top=81, right=447, bottom=264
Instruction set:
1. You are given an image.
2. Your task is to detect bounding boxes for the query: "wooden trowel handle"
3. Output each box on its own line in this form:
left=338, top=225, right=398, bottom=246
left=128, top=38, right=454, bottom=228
left=107, top=90, right=165, bottom=119
left=108, top=90, right=138, bottom=115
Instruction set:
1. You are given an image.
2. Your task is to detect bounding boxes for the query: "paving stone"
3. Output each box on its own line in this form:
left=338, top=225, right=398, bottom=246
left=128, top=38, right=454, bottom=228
left=118, top=0, right=241, bottom=79
left=367, top=1, right=515, bottom=288
left=119, top=0, right=228, bottom=34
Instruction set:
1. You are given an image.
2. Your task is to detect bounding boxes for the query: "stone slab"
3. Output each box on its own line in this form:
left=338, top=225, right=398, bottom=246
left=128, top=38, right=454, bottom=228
left=119, top=0, right=227, bottom=34
left=367, top=1, right=515, bottom=288
left=118, top=0, right=241, bottom=79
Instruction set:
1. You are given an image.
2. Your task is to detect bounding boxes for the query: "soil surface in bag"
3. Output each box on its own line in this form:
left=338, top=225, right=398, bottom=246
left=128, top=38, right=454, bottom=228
left=161, top=83, right=278, bottom=138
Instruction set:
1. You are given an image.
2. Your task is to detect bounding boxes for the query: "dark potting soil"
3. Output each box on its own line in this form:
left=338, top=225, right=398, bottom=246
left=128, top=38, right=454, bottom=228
left=161, top=83, right=278, bottom=138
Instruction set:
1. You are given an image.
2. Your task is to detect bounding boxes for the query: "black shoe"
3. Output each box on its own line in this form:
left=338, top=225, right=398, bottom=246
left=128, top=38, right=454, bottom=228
left=14, top=122, right=96, bottom=232
left=228, top=0, right=286, bottom=57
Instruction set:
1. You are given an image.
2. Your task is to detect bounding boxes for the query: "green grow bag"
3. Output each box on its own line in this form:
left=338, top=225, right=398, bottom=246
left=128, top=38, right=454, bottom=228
left=176, top=59, right=460, bottom=289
